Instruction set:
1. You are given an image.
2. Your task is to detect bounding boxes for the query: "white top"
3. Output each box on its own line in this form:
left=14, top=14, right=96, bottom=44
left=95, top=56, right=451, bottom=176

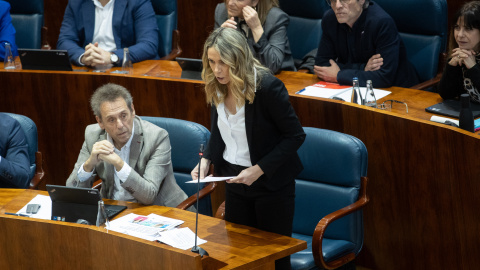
left=217, top=103, right=252, bottom=167
left=77, top=123, right=134, bottom=201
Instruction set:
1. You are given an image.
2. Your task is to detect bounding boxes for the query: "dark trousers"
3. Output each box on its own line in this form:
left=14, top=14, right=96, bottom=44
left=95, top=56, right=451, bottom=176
left=219, top=161, right=295, bottom=270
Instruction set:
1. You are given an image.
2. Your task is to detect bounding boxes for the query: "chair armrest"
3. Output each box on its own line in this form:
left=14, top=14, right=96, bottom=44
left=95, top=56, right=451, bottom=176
left=176, top=182, right=217, bottom=210
left=41, top=27, right=51, bottom=50
left=214, top=201, right=226, bottom=219
left=312, top=177, right=369, bottom=269
left=410, top=73, right=442, bottom=90
left=160, top=30, right=182, bottom=61
left=29, top=151, right=45, bottom=190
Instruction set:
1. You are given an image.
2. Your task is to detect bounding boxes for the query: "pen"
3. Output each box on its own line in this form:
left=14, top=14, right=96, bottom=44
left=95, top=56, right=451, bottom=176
left=296, top=88, right=306, bottom=94
left=4, top=212, right=29, bottom=217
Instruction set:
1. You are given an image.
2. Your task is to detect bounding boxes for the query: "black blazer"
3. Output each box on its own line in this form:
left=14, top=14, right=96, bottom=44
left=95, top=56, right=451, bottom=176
left=204, top=73, right=306, bottom=191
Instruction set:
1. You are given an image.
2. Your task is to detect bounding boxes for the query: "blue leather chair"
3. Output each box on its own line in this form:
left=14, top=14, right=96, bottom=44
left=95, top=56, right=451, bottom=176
left=291, top=127, right=369, bottom=270
left=150, top=0, right=182, bottom=60
left=374, top=0, right=448, bottom=90
left=4, top=113, right=45, bottom=189
left=140, top=116, right=215, bottom=216
left=279, top=0, right=330, bottom=68
left=4, top=0, right=44, bottom=49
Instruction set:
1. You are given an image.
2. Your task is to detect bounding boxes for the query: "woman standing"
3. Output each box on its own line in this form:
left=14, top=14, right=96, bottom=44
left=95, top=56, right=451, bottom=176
left=438, top=1, right=480, bottom=102
left=214, top=0, right=295, bottom=73
left=191, top=28, right=305, bottom=270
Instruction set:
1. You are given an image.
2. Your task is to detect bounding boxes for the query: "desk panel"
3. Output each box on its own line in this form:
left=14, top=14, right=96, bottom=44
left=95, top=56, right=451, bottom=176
left=2, top=61, right=480, bottom=269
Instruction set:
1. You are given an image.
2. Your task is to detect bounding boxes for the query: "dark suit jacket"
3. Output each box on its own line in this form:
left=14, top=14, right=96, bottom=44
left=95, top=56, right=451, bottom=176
left=57, top=0, right=159, bottom=66
left=315, top=1, right=419, bottom=88
left=0, top=113, right=30, bottom=188
left=204, top=73, right=305, bottom=191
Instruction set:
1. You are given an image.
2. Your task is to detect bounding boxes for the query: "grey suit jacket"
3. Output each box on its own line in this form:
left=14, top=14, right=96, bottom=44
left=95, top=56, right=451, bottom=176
left=214, top=3, right=295, bottom=73
left=66, top=116, right=187, bottom=206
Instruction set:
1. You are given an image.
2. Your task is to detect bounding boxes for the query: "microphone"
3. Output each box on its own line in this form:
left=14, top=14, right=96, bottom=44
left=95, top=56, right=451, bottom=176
left=191, top=144, right=209, bottom=257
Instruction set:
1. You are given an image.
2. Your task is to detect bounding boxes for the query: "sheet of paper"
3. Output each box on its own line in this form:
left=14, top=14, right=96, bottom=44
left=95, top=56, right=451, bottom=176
left=109, top=213, right=184, bottom=241
left=335, top=88, right=391, bottom=103
left=16, top=194, right=52, bottom=220
left=156, top=227, right=207, bottom=250
left=185, top=176, right=234, bottom=184
left=296, top=85, right=352, bottom=99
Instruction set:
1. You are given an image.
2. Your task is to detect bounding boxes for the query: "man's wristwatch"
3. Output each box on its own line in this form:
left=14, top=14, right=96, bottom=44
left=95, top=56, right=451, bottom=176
left=110, top=52, right=119, bottom=65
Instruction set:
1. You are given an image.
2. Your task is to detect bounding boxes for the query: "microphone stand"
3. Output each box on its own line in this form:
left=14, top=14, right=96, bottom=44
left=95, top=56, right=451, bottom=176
left=191, top=144, right=209, bottom=257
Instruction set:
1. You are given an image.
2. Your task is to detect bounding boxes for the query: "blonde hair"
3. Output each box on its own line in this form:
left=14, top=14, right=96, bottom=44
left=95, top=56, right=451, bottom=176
left=202, top=28, right=270, bottom=107
left=225, top=0, right=279, bottom=25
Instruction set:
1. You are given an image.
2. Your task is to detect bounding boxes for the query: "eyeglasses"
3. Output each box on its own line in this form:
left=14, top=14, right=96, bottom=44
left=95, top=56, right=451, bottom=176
left=325, top=0, right=352, bottom=7
left=381, top=100, right=409, bottom=113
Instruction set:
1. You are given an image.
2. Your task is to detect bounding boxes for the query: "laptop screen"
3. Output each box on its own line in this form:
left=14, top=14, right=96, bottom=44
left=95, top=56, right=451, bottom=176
left=18, top=49, right=73, bottom=71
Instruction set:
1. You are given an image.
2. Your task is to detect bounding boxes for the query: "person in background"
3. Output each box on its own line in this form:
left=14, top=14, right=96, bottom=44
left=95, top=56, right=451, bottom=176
left=57, top=0, right=159, bottom=68
left=0, top=1, right=18, bottom=61
left=214, top=0, right=295, bottom=73
left=0, top=113, right=30, bottom=188
left=438, top=1, right=480, bottom=102
left=314, top=0, right=419, bottom=88
left=66, top=83, right=187, bottom=206
left=191, top=28, right=305, bottom=270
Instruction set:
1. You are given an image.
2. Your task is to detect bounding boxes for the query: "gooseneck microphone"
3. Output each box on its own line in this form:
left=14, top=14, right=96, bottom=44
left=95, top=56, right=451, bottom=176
left=191, top=144, right=209, bottom=257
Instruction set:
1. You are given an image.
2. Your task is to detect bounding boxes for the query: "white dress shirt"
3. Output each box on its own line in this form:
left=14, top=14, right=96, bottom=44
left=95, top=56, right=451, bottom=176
left=77, top=124, right=134, bottom=201
left=217, top=103, right=252, bottom=167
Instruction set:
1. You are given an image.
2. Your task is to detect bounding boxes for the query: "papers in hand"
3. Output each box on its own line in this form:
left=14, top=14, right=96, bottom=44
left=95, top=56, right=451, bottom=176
left=108, top=213, right=207, bottom=250
left=185, top=176, right=234, bottom=183
left=296, top=80, right=391, bottom=103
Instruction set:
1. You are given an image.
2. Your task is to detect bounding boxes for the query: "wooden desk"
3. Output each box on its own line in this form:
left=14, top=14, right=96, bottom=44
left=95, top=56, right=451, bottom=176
left=0, top=189, right=306, bottom=269
left=2, top=61, right=480, bottom=269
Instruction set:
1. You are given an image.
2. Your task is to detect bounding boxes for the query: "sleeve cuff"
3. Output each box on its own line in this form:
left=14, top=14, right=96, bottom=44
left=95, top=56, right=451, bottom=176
left=115, top=162, right=132, bottom=184
left=77, top=162, right=94, bottom=182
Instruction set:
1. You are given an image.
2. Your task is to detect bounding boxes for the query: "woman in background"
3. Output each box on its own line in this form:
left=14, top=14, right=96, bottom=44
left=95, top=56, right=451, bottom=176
left=191, top=28, right=305, bottom=270
left=438, top=1, right=480, bottom=102
left=214, top=0, right=295, bottom=73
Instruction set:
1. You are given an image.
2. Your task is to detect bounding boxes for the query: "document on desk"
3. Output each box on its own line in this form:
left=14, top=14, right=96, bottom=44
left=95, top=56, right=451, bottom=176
left=185, top=176, right=234, bottom=183
left=15, top=194, right=52, bottom=220
left=296, top=81, right=352, bottom=99
left=108, top=213, right=206, bottom=249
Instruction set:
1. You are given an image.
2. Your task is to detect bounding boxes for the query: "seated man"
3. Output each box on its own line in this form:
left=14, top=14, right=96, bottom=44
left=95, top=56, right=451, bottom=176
left=314, top=0, right=419, bottom=88
left=0, top=1, right=18, bottom=61
left=0, top=113, right=30, bottom=188
left=66, top=83, right=187, bottom=206
left=57, top=0, right=159, bottom=68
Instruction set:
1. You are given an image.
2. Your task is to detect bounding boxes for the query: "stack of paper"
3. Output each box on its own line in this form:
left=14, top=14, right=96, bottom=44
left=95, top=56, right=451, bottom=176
left=296, top=81, right=391, bottom=103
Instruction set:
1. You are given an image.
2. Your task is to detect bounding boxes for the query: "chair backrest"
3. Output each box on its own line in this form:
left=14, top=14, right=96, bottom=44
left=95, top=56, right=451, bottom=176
left=4, top=0, right=44, bottom=49
left=279, top=0, right=330, bottom=61
left=374, top=0, right=448, bottom=82
left=150, top=0, right=177, bottom=58
left=4, top=113, right=38, bottom=187
left=293, top=127, right=368, bottom=256
left=140, top=116, right=212, bottom=215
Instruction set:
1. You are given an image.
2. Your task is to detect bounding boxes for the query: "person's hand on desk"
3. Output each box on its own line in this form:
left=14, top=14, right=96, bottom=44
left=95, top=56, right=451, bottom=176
left=226, top=165, right=264, bottom=186
left=365, top=54, right=383, bottom=71
left=81, top=42, right=112, bottom=67
left=314, top=60, right=340, bottom=83
left=191, top=158, right=211, bottom=180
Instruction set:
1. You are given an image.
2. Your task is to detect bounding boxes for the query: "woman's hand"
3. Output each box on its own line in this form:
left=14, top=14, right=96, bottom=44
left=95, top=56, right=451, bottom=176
left=221, top=17, right=238, bottom=29
left=242, top=6, right=263, bottom=43
left=450, top=48, right=477, bottom=69
left=191, top=158, right=211, bottom=180
left=227, top=165, right=264, bottom=186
